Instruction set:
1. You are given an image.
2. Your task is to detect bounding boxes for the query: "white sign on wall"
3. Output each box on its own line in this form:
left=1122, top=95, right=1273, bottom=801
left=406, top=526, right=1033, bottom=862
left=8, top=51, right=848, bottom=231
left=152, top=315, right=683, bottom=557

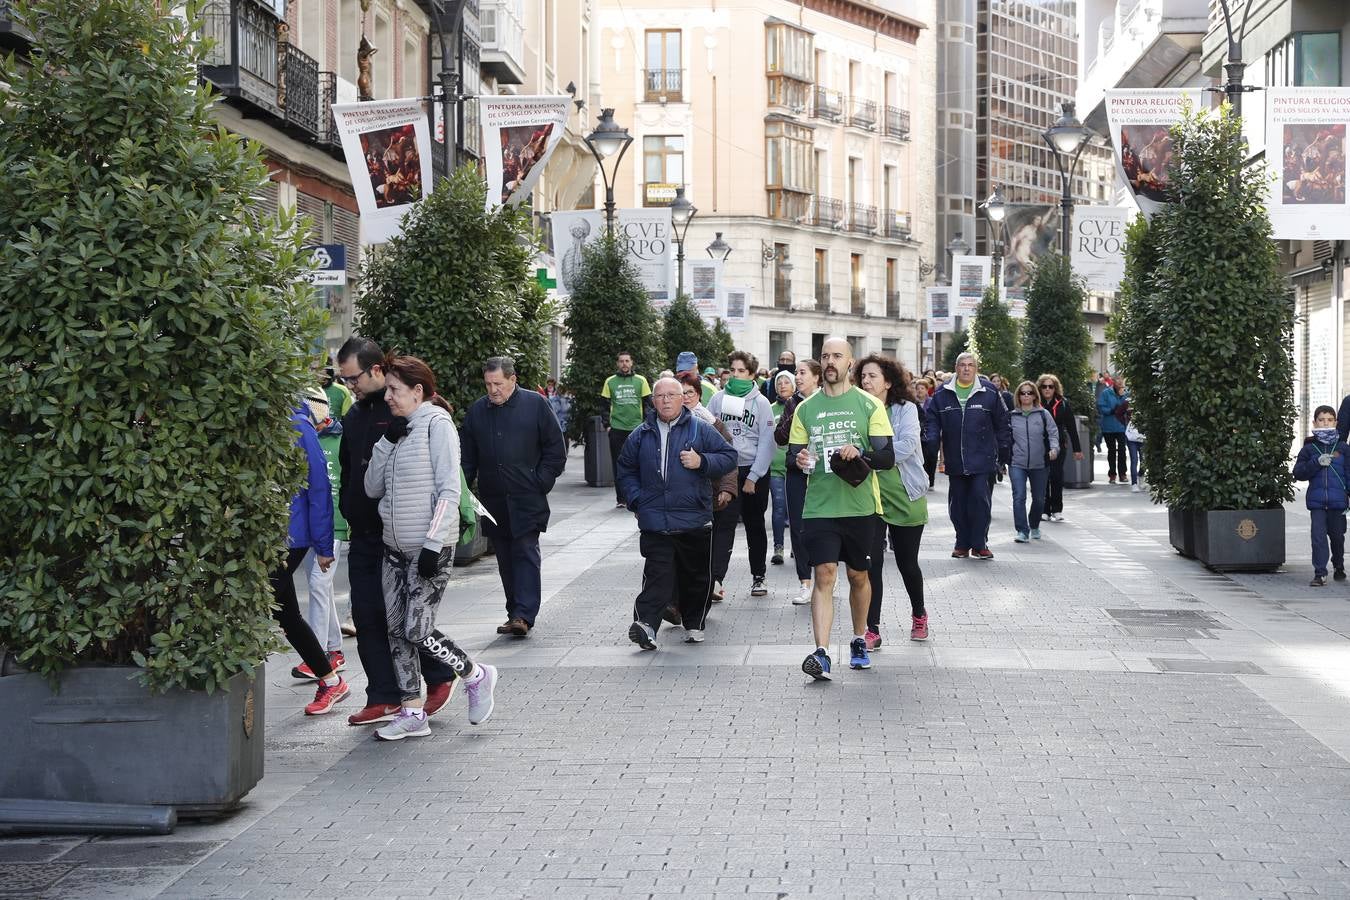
left=952, top=255, right=992, bottom=314
left=926, top=286, right=954, bottom=333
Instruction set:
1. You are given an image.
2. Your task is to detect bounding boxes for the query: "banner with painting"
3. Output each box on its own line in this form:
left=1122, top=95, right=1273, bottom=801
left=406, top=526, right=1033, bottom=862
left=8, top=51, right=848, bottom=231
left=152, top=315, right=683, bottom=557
left=551, top=208, right=674, bottom=304
left=1104, top=88, right=1206, bottom=217
left=331, top=98, right=433, bottom=244
left=1071, top=206, right=1132, bottom=291
left=952, top=255, right=991, bottom=314
left=1000, top=205, right=1058, bottom=316
left=480, top=96, right=571, bottom=212
left=1266, top=88, right=1350, bottom=240
left=926, top=286, right=954, bottom=333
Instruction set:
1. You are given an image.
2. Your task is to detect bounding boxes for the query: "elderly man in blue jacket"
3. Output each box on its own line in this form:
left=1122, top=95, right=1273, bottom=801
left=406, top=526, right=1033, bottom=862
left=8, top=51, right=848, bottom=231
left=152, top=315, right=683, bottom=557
left=617, top=377, right=739, bottom=649
left=924, top=352, right=1011, bottom=560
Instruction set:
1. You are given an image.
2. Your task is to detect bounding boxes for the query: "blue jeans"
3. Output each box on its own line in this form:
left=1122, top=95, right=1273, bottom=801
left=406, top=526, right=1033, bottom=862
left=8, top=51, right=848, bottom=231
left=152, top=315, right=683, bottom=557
left=1127, top=440, right=1142, bottom=484
left=1310, top=508, right=1346, bottom=578
left=1010, top=466, right=1049, bottom=534
left=769, top=475, right=788, bottom=550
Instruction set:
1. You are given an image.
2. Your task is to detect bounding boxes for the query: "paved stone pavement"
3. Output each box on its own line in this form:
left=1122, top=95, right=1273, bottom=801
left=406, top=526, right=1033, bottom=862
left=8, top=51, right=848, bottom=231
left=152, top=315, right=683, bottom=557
left=7, top=448, right=1350, bottom=899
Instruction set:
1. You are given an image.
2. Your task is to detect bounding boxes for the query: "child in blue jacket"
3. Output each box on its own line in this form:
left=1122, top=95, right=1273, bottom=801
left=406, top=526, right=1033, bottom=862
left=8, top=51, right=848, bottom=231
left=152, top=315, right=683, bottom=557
left=1293, top=405, right=1350, bottom=587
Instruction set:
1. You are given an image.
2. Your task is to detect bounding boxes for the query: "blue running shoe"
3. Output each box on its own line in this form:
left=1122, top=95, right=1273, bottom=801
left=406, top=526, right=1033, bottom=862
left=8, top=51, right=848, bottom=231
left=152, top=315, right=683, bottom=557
left=849, top=638, right=871, bottom=670
left=801, top=648, right=831, bottom=681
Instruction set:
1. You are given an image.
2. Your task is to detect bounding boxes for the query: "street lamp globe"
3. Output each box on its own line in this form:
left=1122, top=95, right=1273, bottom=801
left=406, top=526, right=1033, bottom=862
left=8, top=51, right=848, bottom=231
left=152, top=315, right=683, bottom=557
left=706, top=232, right=733, bottom=261
left=1044, top=101, right=1091, bottom=156
left=946, top=233, right=971, bottom=258
left=585, top=108, right=632, bottom=158
left=670, top=187, right=697, bottom=228
left=980, top=187, right=1006, bottom=224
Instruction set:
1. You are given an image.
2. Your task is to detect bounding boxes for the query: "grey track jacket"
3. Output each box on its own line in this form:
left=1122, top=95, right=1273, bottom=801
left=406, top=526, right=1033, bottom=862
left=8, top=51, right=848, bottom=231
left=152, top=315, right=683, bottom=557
left=364, top=402, right=461, bottom=555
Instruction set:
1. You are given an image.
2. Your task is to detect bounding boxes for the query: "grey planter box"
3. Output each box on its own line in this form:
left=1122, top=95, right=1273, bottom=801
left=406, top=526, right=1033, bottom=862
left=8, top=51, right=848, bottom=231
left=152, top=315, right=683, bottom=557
left=1192, top=508, right=1285, bottom=572
left=1168, top=508, right=1196, bottom=558
left=1063, top=416, right=1093, bottom=488
left=584, top=416, right=614, bottom=487
left=0, top=665, right=264, bottom=817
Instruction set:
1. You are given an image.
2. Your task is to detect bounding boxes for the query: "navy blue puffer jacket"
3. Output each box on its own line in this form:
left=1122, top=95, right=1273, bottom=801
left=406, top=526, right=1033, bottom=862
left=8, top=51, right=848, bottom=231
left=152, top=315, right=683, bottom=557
left=616, top=407, right=738, bottom=533
left=1294, top=437, right=1350, bottom=511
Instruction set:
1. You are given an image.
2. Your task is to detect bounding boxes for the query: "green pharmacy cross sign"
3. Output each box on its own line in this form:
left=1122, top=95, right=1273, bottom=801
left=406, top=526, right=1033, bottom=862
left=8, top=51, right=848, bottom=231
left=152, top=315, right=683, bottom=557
left=536, top=268, right=556, bottom=290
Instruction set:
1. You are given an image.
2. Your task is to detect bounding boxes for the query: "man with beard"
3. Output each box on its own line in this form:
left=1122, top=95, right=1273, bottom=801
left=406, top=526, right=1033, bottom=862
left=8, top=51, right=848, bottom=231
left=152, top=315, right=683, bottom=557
left=600, top=351, right=652, bottom=508
left=788, top=337, right=895, bottom=679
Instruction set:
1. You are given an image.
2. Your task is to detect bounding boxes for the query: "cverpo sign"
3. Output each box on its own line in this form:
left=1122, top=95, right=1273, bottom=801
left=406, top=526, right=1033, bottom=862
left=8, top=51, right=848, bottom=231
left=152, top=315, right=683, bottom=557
left=1070, top=206, right=1132, bottom=291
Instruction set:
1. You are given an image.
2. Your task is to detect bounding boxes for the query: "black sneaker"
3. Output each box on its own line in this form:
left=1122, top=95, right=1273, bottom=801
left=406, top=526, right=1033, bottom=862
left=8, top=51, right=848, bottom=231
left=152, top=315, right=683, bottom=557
left=661, top=606, right=682, bottom=626
left=1311, top=575, right=1327, bottom=587
left=750, top=576, right=768, bottom=596
left=771, top=547, right=784, bottom=565
left=1336, top=570, right=1347, bottom=582
left=628, top=621, right=657, bottom=650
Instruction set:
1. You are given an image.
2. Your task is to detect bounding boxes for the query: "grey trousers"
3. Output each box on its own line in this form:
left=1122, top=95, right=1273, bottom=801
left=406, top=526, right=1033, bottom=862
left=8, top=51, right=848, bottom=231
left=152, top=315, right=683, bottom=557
left=382, top=546, right=469, bottom=700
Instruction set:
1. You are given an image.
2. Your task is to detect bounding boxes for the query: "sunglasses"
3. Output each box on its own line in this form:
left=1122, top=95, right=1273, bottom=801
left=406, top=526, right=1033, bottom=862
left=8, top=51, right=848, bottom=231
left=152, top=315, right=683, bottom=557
left=339, top=365, right=372, bottom=386
left=1018, top=390, right=1035, bottom=395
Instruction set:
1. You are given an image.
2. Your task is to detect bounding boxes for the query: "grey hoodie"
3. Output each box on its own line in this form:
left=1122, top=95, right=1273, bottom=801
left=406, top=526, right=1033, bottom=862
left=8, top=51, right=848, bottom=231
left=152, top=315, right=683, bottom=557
left=1009, top=406, right=1060, bottom=470
left=364, top=402, right=461, bottom=555
left=707, top=388, right=776, bottom=482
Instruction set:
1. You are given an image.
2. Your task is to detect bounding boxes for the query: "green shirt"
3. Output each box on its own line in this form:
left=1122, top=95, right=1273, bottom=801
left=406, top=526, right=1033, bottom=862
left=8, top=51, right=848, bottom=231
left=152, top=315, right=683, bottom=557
left=954, top=379, right=975, bottom=409
left=317, top=432, right=348, bottom=541
left=601, top=373, right=652, bottom=432
left=788, top=386, right=891, bottom=519
left=324, top=381, right=354, bottom=419
left=769, top=401, right=788, bottom=477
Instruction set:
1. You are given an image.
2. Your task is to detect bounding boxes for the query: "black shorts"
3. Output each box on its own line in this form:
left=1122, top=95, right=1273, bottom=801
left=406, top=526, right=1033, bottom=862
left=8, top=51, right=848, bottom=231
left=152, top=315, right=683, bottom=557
left=801, top=515, right=879, bottom=572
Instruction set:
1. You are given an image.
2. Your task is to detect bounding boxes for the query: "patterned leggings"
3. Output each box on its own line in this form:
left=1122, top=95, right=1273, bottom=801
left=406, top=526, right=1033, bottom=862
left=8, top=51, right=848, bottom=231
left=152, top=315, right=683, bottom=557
left=381, top=546, right=472, bottom=701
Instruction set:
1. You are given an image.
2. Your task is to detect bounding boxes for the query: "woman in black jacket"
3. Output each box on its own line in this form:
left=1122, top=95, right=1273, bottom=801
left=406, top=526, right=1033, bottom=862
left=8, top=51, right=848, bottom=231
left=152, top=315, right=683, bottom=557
left=1037, top=374, right=1083, bottom=522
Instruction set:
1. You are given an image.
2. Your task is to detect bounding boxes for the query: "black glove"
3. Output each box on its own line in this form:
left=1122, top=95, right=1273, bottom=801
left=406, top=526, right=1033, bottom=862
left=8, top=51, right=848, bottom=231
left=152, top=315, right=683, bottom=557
left=417, top=548, right=440, bottom=580
left=385, top=417, right=409, bottom=443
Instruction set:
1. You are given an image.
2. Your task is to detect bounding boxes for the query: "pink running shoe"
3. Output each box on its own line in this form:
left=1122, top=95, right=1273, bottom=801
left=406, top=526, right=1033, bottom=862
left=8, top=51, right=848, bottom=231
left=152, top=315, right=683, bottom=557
left=864, top=630, right=882, bottom=652
left=910, top=615, right=929, bottom=642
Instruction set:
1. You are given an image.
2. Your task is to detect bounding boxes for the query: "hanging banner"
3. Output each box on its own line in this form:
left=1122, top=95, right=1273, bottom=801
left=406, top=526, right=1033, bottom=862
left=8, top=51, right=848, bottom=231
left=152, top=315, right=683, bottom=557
left=926, top=286, right=954, bottom=333
left=551, top=209, right=673, bottom=303
left=952, top=255, right=991, bottom=313
left=686, top=259, right=723, bottom=321
left=1071, top=206, right=1132, bottom=291
left=1105, top=88, right=1206, bottom=218
left=480, top=96, right=570, bottom=212
left=1001, top=204, right=1058, bottom=316
left=331, top=98, right=433, bottom=244
left=723, top=285, right=750, bottom=327
left=1267, top=88, right=1350, bottom=240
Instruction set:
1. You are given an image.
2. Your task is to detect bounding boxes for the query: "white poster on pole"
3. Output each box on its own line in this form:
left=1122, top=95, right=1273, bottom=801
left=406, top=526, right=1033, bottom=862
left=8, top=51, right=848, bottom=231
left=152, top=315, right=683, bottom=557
left=1266, top=87, right=1350, bottom=240
left=480, top=96, right=570, bottom=212
left=686, top=259, right=723, bottom=321
left=952, top=255, right=991, bottom=314
left=1071, top=206, right=1133, bottom=291
left=331, top=98, right=433, bottom=245
left=723, top=285, right=749, bottom=327
left=927, top=286, right=954, bottom=333
left=551, top=209, right=673, bottom=303
left=1104, top=88, right=1206, bottom=218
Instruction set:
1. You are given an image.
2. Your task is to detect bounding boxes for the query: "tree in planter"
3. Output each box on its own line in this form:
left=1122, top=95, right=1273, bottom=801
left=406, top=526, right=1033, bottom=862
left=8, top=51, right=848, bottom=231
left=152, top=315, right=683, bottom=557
left=0, top=0, right=322, bottom=691
left=1022, top=254, right=1094, bottom=436
left=1111, top=214, right=1166, bottom=493
left=1151, top=105, right=1294, bottom=512
left=560, top=233, right=662, bottom=445
left=940, top=328, right=970, bottom=372
left=660, top=295, right=737, bottom=376
left=358, top=166, right=557, bottom=417
left=969, top=286, right=1021, bottom=382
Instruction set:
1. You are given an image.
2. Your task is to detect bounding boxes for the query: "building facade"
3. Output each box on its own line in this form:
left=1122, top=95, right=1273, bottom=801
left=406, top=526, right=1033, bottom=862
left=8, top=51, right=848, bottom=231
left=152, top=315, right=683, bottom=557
left=594, top=0, right=937, bottom=370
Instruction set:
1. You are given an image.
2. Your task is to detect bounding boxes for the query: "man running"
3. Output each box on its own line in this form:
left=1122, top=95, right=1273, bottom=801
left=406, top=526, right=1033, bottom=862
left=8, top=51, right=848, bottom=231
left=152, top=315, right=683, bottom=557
left=788, top=337, right=895, bottom=679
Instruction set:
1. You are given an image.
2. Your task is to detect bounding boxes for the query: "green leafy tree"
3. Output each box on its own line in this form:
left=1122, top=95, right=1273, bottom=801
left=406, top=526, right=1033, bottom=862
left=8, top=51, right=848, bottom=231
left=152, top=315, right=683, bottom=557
left=0, top=0, right=323, bottom=691
left=940, top=329, right=969, bottom=372
left=1150, top=105, right=1294, bottom=510
left=561, top=233, right=663, bottom=444
left=709, top=317, right=736, bottom=366
left=969, top=286, right=1022, bottom=383
left=1022, top=254, right=1094, bottom=434
left=1111, top=214, right=1165, bottom=491
left=358, top=166, right=556, bottom=418
left=660, top=294, right=713, bottom=378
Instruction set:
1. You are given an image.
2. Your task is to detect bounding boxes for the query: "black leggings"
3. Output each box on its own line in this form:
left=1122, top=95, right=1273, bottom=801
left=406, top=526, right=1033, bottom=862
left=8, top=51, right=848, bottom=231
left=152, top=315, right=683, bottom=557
left=922, top=442, right=938, bottom=487
left=785, top=468, right=810, bottom=581
left=867, top=521, right=926, bottom=634
left=269, top=547, right=333, bottom=678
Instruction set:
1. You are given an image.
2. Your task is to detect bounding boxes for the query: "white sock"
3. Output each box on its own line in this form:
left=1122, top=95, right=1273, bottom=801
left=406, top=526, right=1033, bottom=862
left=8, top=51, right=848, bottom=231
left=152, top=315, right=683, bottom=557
left=854, top=634, right=866, bottom=643
left=321, top=673, right=340, bottom=686
left=465, top=664, right=485, bottom=684
left=405, top=707, right=426, bottom=719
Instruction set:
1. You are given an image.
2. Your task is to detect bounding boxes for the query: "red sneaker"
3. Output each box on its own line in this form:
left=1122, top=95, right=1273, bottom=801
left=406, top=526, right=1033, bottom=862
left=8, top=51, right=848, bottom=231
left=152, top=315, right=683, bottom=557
left=864, top=630, right=882, bottom=652
left=327, top=650, right=346, bottom=673
left=304, top=677, right=350, bottom=716
left=951, top=548, right=969, bottom=559
left=424, top=679, right=458, bottom=716
left=973, top=548, right=994, bottom=560
left=291, top=661, right=318, bottom=681
left=347, top=703, right=401, bottom=726
left=910, top=615, right=929, bottom=641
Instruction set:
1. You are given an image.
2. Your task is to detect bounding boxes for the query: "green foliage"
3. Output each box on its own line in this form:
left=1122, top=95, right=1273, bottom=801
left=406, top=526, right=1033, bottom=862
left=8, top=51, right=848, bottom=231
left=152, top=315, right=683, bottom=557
left=561, top=233, right=663, bottom=444
left=358, top=166, right=557, bottom=418
left=940, top=329, right=969, bottom=372
left=0, top=0, right=323, bottom=692
left=1022, top=254, right=1094, bottom=434
left=1144, top=105, right=1295, bottom=510
left=1111, top=214, right=1165, bottom=492
left=709, top=318, right=736, bottom=366
left=969, top=286, right=1022, bottom=383
left=660, top=294, right=733, bottom=381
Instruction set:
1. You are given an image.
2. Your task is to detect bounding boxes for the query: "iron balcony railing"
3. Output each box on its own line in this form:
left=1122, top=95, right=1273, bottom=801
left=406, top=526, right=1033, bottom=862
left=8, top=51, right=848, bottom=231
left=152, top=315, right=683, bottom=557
left=318, top=71, right=339, bottom=148
left=883, top=209, right=912, bottom=240
left=847, top=97, right=877, bottom=130
left=201, top=0, right=282, bottom=119
left=812, top=85, right=843, bottom=121
left=883, top=106, right=911, bottom=140
left=850, top=287, right=866, bottom=315
left=807, top=196, right=843, bottom=228
left=280, top=42, right=320, bottom=135
left=0, top=0, right=33, bottom=47
left=644, top=68, right=683, bottom=102
left=814, top=283, right=831, bottom=312
left=886, top=290, right=902, bottom=318
left=774, top=275, right=792, bottom=309
left=848, top=202, right=877, bottom=234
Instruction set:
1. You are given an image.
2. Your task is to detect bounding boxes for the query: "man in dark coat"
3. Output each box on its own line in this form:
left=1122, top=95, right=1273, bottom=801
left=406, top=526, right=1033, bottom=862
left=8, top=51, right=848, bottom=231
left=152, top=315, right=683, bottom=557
left=461, top=356, right=567, bottom=637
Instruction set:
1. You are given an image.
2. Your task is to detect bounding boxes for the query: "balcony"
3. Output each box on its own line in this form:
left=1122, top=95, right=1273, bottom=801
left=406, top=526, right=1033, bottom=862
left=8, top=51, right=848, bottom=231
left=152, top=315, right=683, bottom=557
left=847, top=97, right=877, bottom=131
left=480, top=0, right=526, bottom=85
left=847, top=202, right=877, bottom=234
left=814, top=283, right=831, bottom=313
left=850, top=287, right=866, bottom=315
left=279, top=42, right=320, bottom=135
left=644, top=68, right=683, bottom=103
left=807, top=196, right=843, bottom=229
left=812, top=85, right=843, bottom=121
left=774, top=275, right=792, bottom=309
left=317, top=71, right=339, bottom=149
left=202, top=0, right=281, bottom=117
left=886, top=290, right=902, bottom=318
left=883, top=106, right=910, bottom=141
left=882, top=209, right=912, bottom=241
left=0, top=0, right=33, bottom=49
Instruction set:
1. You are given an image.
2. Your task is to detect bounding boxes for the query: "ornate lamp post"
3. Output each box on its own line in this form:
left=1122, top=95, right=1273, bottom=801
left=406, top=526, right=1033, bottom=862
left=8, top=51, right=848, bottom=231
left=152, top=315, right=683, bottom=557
left=979, top=187, right=1007, bottom=292
left=583, top=108, right=634, bottom=233
left=706, top=232, right=732, bottom=261
left=670, top=187, right=697, bottom=297
left=1042, top=101, right=1095, bottom=256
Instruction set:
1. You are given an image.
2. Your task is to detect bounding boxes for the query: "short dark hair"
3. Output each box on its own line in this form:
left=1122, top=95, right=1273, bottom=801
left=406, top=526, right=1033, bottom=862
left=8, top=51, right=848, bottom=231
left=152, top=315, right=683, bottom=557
left=728, top=350, right=757, bottom=372
left=484, top=356, right=517, bottom=377
left=852, top=353, right=910, bottom=407
left=337, top=336, right=383, bottom=369
left=1314, top=405, right=1337, bottom=421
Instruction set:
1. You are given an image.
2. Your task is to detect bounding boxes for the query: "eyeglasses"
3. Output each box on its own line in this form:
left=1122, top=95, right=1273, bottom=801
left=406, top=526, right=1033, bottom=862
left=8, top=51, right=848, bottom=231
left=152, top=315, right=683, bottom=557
left=339, top=365, right=372, bottom=386
left=653, top=392, right=682, bottom=400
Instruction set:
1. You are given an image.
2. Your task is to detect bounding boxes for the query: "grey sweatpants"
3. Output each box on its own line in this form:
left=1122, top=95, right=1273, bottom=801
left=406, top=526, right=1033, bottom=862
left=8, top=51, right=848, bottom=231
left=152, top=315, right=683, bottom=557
left=382, top=546, right=470, bottom=700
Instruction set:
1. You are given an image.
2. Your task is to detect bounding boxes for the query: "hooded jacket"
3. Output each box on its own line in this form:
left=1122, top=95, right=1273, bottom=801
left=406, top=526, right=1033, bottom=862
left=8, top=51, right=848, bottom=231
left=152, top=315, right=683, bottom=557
left=288, top=409, right=335, bottom=557
left=364, top=403, right=461, bottom=555
left=616, top=406, right=739, bottom=534
left=707, top=387, right=776, bottom=482
left=1294, top=435, right=1350, bottom=511
left=923, top=377, right=1011, bottom=475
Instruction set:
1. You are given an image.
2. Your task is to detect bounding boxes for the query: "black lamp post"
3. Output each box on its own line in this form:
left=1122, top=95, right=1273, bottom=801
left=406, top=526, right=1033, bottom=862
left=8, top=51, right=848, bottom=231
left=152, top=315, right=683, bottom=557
left=670, top=187, right=697, bottom=297
left=583, top=108, right=634, bottom=234
left=429, top=0, right=467, bottom=182
left=1213, top=0, right=1251, bottom=119
left=1042, top=101, right=1095, bottom=256
left=938, top=233, right=970, bottom=365
left=979, top=187, right=1007, bottom=292
left=706, top=232, right=732, bottom=261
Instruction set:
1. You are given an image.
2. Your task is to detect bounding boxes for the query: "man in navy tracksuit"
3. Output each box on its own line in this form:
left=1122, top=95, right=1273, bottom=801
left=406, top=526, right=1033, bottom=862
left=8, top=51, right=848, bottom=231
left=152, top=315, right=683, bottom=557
left=617, top=377, right=738, bottom=648
left=924, top=352, right=1011, bottom=560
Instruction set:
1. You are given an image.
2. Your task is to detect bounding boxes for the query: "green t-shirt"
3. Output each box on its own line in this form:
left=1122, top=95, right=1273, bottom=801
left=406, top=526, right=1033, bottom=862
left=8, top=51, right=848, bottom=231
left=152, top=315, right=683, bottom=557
left=954, top=379, right=975, bottom=409
left=788, top=386, right=891, bottom=519
left=769, top=401, right=788, bottom=477
left=317, top=432, right=348, bottom=541
left=876, top=465, right=928, bottom=526
left=601, top=373, right=652, bottom=432
left=701, top=381, right=715, bottom=405
left=325, top=381, right=354, bottom=419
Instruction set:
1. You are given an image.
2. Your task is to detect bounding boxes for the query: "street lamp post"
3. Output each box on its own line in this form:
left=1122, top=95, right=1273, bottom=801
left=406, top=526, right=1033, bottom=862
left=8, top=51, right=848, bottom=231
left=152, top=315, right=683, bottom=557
left=670, top=187, right=697, bottom=298
left=583, top=108, right=634, bottom=234
left=1213, top=0, right=1251, bottom=119
left=706, top=232, right=733, bottom=261
left=429, top=0, right=467, bottom=182
left=979, top=187, right=1007, bottom=293
left=1042, top=101, right=1095, bottom=257
left=938, top=233, right=971, bottom=366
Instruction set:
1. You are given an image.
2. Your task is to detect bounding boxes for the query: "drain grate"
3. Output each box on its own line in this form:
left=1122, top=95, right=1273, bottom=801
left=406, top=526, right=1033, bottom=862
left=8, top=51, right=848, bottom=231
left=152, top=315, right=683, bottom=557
left=1150, top=658, right=1267, bottom=676
left=1106, top=608, right=1227, bottom=639
left=0, top=864, right=75, bottom=896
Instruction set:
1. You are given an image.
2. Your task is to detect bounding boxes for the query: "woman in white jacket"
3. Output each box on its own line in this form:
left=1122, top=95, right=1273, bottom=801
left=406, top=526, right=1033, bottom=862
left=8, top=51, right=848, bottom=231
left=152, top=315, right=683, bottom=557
left=364, top=355, right=497, bottom=741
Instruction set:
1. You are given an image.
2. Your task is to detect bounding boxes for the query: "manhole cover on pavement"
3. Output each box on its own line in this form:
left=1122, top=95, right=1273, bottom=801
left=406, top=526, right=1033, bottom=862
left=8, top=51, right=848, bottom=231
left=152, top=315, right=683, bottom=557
left=1150, top=658, right=1267, bottom=676
left=1106, top=608, right=1227, bottom=638
left=0, top=863, right=75, bottom=896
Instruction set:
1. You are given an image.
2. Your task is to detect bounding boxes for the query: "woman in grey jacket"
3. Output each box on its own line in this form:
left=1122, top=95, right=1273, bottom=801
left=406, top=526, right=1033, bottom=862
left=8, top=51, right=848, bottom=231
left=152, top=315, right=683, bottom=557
left=364, top=355, right=497, bottom=741
left=1009, top=380, right=1060, bottom=543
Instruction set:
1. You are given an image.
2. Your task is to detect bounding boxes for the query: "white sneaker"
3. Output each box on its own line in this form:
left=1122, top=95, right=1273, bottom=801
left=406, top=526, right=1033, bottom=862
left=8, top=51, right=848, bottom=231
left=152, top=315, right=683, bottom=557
left=792, top=582, right=812, bottom=605
left=374, top=708, right=431, bottom=741
left=1131, top=483, right=1141, bottom=493
left=465, top=664, right=497, bottom=725
left=712, top=581, right=725, bottom=604
left=684, top=628, right=705, bottom=643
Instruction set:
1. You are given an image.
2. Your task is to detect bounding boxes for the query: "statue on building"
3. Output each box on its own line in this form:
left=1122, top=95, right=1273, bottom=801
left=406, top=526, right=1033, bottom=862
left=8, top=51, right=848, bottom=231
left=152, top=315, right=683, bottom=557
left=357, top=36, right=377, bottom=102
